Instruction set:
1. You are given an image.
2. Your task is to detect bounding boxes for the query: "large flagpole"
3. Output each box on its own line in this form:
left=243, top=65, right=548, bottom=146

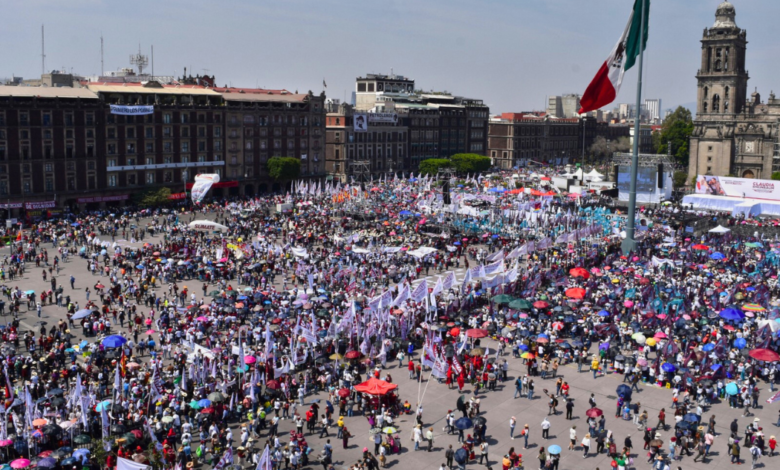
left=621, top=0, right=647, bottom=255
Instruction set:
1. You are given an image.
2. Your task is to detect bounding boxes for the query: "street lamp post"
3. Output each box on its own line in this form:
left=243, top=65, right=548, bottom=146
left=182, top=169, right=188, bottom=207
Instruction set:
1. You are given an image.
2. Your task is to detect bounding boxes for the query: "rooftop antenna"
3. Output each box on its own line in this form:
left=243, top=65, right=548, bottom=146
left=129, top=43, right=148, bottom=75
left=41, top=25, right=46, bottom=75
left=100, top=34, right=104, bottom=76
left=151, top=45, right=154, bottom=79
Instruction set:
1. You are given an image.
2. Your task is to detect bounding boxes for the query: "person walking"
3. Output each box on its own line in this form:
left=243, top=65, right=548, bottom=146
left=426, top=427, right=434, bottom=452
left=522, top=424, right=530, bottom=449
left=445, top=445, right=454, bottom=468
left=569, top=426, right=577, bottom=451
left=750, top=444, right=762, bottom=469
left=582, top=433, right=591, bottom=457
left=510, top=416, right=517, bottom=439
left=541, top=417, right=551, bottom=440
left=478, top=441, right=489, bottom=465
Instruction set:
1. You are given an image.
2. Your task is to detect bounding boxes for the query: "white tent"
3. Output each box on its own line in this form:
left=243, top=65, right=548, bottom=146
left=586, top=169, right=604, bottom=178
left=708, top=225, right=731, bottom=234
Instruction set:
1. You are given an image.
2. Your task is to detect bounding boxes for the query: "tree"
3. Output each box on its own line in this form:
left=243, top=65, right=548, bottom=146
left=134, top=187, right=172, bottom=206
left=418, top=158, right=452, bottom=175
left=771, top=172, right=780, bottom=181
left=590, top=136, right=630, bottom=159
left=673, top=171, right=688, bottom=189
left=653, top=106, right=694, bottom=166
left=450, top=153, right=492, bottom=174
left=267, top=156, right=300, bottom=182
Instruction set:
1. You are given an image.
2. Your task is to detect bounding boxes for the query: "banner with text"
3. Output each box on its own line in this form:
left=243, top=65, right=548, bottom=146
left=696, top=175, right=780, bottom=201
left=110, top=105, right=154, bottom=115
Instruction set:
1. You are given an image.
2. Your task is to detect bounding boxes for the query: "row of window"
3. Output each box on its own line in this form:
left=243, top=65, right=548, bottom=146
left=0, top=111, right=223, bottom=127
left=0, top=141, right=93, bottom=160
left=107, top=125, right=222, bottom=139
left=228, top=115, right=314, bottom=126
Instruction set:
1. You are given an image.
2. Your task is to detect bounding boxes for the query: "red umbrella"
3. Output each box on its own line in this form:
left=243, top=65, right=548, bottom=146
left=749, top=348, right=780, bottom=362
left=337, top=388, right=351, bottom=398
left=201, top=407, right=215, bottom=414
left=266, top=380, right=281, bottom=390
left=533, top=301, right=549, bottom=309
left=450, top=327, right=461, bottom=337
left=691, top=244, right=709, bottom=250
left=585, top=407, right=603, bottom=418
left=344, top=351, right=363, bottom=360
left=466, top=328, right=488, bottom=339
left=569, top=267, right=590, bottom=279
left=565, top=288, right=586, bottom=299
left=353, top=378, right=398, bottom=396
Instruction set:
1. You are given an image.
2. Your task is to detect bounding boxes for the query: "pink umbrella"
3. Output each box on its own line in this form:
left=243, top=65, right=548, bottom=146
left=244, top=355, right=257, bottom=364
left=744, top=311, right=755, bottom=317
left=654, top=332, right=667, bottom=339
left=196, top=316, right=208, bottom=322
left=682, top=314, right=692, bottom=320
left=636, top=358, right=648, bottom=366
left=518, top=313, right=528, bottom=319
left=0, top=439, right=12, bottom=447
left=623, top=300, right=634, bottom=308
left=145, top=329, right=155, bottom=335
left=656, top=314, right=667, bottom=320
left=11, top=459, right=31, bottom=469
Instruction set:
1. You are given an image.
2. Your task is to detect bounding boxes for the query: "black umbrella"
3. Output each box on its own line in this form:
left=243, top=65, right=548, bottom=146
left=51, top=447, right=73, bottom=459
left=454, top=448, right=468, bottom=464
left=46, top=388, right=64, bottom=397
left=110, top=424, right=126, bottom=434
left=73, top=434, right=91, bottom=445
left=473, top=417, right=487, bottom=426
left=41, top=423, right=63, bottom=437
left=49, top=397, right=65, bottom=407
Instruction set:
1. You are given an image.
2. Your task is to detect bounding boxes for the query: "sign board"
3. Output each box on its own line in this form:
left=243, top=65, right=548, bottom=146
left=276, top=203, right=292, bottom=213
left=367, top=112, right=398, bottom=123
left=5, top=219, right=16, bottom=228
left=353, top=114, right=368, bottom=132
left=696, top=175, right=780, bottom=201
left=109, top=105, right=154, bottom=115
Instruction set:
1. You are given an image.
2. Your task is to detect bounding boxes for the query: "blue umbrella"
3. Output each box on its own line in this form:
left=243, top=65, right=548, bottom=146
left=683, top=413, right=700, bottom=423
left=454, top=417, right=474, bottom=430
left=101, top=335, right=127, bottom=348
left=95, top=400, right=112, bottom=412
left=709, top=252, right=725, bottom=260
left=197, top=399, right=211, bottom=408
left=399, top=210, right=412, bottom=216
left=720, top=308, right=744, bottom=321
left=454, top=448, right=468, bottom=464
left=547, top=445, right=562, bottom=455
left=702, top=344, right=715, bottom=352
left=661, top=363, right=676, bottom=373
left=725, top=382, right=739, bottom=395
left=136, top=264, right=145, bottom=269
left=72, top=449, right=90, bottom=459
left=538, top=333, right=549, bottom=340
left=37, top=458, right=57, bottom=468
left=733, top=338, right=747, bottom=349
left=598, top=310, right=610, bottom=317
left=518, top=344, right=529, bottom=351
left=711, top=364, right=722, bottom=371
left=616, top=384, right=632, bottom=399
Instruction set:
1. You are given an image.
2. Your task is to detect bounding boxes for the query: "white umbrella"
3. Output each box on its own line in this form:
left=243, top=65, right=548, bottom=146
left=71, top=309, right=93, bottom=320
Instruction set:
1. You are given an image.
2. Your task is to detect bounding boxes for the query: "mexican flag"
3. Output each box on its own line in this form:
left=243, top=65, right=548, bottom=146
left=578, top=0, right=649, bottom=114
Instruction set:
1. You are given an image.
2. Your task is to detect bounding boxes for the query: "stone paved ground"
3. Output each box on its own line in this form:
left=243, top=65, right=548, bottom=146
left=11, top=216, right=780, bottom=470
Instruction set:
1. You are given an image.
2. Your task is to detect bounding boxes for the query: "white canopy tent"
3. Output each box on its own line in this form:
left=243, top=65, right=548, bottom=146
left=708, top=225, right=731, bottom=234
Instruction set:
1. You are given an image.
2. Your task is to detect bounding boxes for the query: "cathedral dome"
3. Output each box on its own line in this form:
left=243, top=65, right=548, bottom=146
left=714, top=1, right=737, bottom=29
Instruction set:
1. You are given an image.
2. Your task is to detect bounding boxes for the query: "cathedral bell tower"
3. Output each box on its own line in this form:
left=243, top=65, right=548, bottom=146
left=696, top=1, right=749, bottom=116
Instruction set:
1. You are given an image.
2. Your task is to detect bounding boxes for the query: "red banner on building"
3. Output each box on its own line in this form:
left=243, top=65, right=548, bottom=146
left=168, top=192, right=187, bottom=200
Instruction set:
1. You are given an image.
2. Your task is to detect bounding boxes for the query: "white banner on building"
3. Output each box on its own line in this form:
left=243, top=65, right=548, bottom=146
left=368, top=112, right=398, bottom=123
left=191, top=173, right=220, bottom=204
left=696, top=175, right=780, bottom=200
left=109, top=105, right=154, bottom=115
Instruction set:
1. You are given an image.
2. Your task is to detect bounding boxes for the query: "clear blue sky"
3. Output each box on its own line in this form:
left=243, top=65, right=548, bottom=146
left=2, top=0, right=777, bottom=114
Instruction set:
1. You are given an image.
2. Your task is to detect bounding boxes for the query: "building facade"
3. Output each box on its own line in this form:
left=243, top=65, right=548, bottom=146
left=0, top=79, right=327, bottom=217
left=325, top=102, right=407, bottom=183
left=220, top=88, right=326, bottom=194
left=688, top=1, right=780, bottom=180
left=488, top=113, right=581, bottom=169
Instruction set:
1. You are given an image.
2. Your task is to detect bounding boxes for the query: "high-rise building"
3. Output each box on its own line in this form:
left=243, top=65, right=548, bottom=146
left=644, top=99, right=662, bottom=122
left=546, top=94, right=581, bottom=118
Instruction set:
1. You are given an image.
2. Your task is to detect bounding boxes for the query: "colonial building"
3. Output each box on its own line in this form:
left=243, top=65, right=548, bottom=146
left=353, top=74, right=489, bottom=169
left=688, top=1, right=780, bottom=180
left=0, top=86, right=102, bottom=217
left=488, top=113, right=582, bottom=169
left=218, top=88, right=326, bottom=194
left=325, top=102, right=407, bottom=183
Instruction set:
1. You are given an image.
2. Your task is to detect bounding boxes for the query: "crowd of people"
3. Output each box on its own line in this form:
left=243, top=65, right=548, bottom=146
left=0, top=171, right=778, bottom=470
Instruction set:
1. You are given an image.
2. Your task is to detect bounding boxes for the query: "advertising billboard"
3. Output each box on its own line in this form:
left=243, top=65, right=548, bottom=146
left=695, top=175, right=780, bottom=201
left=617, top=165, right=657, bottom=194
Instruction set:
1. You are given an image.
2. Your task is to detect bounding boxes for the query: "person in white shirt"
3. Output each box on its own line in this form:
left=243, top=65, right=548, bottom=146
left=569, top=426, right=577, bottom=450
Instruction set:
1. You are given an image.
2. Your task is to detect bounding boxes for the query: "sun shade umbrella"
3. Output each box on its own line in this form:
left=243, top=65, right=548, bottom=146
left=454, top=417, right=474, bottom=430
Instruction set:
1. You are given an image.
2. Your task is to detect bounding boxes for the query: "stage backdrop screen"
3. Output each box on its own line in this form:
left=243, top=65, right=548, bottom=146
left=618, top=165, right=657, bottom=194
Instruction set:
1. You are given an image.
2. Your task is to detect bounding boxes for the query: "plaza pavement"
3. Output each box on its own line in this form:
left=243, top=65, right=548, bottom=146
left=8, top=220, right=780, bottom=470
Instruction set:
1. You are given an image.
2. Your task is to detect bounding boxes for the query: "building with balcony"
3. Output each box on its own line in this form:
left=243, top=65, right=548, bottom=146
left=488, top=113, right=581, bottom=169
left=217, top=88, right=326, bottom=194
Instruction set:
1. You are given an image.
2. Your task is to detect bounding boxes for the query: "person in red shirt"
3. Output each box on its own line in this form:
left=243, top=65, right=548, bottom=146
left=408, top=359, right=415, bottom=380
left=560, top=382, right=570, bottom=397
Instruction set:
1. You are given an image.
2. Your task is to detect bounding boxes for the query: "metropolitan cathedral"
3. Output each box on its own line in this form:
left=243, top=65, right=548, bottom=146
left=687, top=1, right=780, bottom=180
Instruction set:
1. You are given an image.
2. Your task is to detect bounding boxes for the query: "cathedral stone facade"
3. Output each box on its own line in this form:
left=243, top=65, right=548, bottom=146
left=688, top=1, right=780, bottom=181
